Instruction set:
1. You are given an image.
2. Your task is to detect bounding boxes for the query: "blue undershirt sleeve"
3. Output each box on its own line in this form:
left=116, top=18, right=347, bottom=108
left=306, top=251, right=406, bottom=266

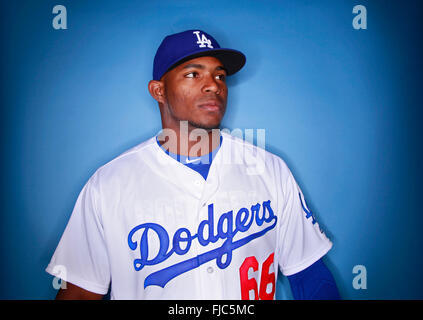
left=286, top=258, right=341, bottom=300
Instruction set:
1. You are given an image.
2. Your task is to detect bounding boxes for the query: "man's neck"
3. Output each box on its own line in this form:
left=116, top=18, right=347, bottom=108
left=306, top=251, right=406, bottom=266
left=157, top=124, right=221, bottom=157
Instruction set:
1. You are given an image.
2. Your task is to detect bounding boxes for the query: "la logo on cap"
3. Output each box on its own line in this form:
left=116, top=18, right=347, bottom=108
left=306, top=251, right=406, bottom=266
left=193, top=31, right=213, bottom=49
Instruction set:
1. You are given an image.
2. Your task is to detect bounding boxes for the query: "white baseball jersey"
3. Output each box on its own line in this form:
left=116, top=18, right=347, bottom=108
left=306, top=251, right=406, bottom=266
left=45, top=131, right=332, bottom=299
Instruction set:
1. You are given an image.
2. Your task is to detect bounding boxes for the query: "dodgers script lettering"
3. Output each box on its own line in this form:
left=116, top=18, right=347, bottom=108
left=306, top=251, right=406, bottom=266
left=128, top=200, right=277, bottom=288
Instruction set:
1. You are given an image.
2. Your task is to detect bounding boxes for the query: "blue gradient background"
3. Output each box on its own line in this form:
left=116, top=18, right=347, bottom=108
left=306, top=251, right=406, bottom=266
left=1, top=0, right=422, bottom=299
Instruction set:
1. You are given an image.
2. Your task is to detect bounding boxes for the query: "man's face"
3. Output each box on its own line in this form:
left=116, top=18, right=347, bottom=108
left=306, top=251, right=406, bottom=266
left=161, top=56, right=228, bottom=131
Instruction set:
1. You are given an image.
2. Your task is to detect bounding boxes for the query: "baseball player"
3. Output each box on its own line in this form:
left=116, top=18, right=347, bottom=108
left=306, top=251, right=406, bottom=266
left=46, top=29, right=340, bottom=300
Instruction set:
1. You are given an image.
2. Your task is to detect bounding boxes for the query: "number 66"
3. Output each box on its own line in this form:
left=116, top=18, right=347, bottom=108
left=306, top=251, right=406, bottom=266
left=239, top=253, right=275, bottom=300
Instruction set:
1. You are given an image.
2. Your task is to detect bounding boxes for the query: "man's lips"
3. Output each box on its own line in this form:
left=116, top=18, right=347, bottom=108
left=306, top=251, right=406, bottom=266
left=197, top=100, right=223, bottom=112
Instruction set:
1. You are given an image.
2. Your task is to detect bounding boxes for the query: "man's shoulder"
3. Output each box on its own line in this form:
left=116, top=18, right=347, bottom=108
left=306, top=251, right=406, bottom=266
left=220, top=130, right=288, bottom=166
left=219, top=131, right=294, bottom=182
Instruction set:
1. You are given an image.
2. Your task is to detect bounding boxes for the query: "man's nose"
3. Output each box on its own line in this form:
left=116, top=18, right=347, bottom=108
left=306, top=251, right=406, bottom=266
left=202, top=74, right=220, bottom=94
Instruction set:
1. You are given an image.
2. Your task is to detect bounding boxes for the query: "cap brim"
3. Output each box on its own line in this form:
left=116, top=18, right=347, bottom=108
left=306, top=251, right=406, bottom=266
left=163, top=48, right=246, bottom=78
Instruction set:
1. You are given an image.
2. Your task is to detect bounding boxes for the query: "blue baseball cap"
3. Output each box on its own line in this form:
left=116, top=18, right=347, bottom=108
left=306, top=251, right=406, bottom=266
left=153, top=29, right=246, bottom=81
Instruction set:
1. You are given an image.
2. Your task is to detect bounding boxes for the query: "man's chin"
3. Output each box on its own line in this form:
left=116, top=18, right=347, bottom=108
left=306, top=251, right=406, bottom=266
left=188, top=120, right=221, bottom=131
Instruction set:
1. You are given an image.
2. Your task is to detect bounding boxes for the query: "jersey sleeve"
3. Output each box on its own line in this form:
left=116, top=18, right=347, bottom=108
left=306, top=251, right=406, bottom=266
left=277, top=166, right=333, bottom=276
left=45, top=172, right=111, bottom=295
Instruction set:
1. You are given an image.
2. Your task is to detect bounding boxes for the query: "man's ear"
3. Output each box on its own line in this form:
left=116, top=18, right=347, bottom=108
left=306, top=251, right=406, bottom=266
left=148, top=80, right=166, bottom=104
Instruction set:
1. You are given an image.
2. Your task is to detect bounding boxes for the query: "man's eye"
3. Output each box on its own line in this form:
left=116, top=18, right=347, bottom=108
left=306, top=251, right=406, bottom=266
left=216, top=74, right=226, bottom=81
left=185, top=72, right=198, bottom=78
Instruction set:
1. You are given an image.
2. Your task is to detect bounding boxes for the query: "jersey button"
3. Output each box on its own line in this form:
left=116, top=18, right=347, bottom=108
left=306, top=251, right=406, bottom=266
left=194, top=180, right=201, bottom=186
left=207, top=267, right=214, bottom=273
